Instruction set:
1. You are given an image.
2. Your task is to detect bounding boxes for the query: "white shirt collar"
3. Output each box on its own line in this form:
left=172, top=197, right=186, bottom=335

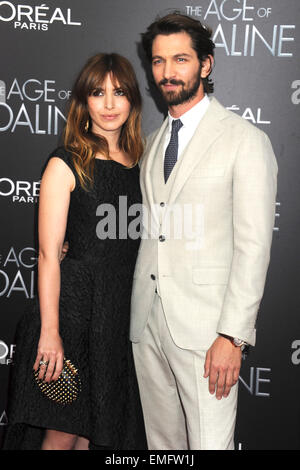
left=167, top=94, right=210, bottom=133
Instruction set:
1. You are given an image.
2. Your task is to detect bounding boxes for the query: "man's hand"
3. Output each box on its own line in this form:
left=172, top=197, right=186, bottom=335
left=60, top=241, right=69, bottom=263
left=203, top=336, right=242, bottom=400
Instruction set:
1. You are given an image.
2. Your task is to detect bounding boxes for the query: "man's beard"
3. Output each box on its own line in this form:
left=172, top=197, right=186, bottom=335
left=158, top=69, right=202, bottom=106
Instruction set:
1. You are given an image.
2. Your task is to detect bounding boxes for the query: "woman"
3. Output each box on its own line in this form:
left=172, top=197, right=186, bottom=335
left=3, top=53, right=146, bottom=450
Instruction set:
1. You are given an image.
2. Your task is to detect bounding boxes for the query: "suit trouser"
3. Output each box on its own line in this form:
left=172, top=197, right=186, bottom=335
left=132, top=292, right=238, bottom=450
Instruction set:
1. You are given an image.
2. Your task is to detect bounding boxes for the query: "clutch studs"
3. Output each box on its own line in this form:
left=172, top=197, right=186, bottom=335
left=33, top=358, right=81, bottom=405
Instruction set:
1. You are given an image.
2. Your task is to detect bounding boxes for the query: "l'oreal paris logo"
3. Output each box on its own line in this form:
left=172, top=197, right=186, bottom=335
left=0, top=341, right=16, bottom=365
left=0, top=177, right=40, bottom=203
left=0, top=2, right=82, bottom=31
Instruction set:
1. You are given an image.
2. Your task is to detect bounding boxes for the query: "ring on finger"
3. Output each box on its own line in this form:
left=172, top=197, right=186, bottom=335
left=39, top=360, right=49, bottom=366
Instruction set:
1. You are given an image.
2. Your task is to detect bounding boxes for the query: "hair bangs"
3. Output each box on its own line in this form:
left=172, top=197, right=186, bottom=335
left=64, top=53, right=144, bottom=191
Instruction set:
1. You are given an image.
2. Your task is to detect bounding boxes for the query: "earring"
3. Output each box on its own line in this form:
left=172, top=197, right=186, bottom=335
left=84, top=119, right=89, bottom=132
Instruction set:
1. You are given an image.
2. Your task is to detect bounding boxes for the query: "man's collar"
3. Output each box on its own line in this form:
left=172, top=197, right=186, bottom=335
left=167, top=94, right=210, bottom=130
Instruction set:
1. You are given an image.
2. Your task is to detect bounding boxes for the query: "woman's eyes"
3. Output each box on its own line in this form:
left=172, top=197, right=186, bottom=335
left=91, top=89, right=125, bottom=96
left=91, top=89, right=103, bottom=96
left=114, top=89, right=126, bottom=96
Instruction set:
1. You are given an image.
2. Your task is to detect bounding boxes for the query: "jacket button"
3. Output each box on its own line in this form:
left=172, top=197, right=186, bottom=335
left=160, top=202, right=165, bottom=207
left=159, top=235, right=165, bottom=242
left=151, top=274, right=156, bottom=280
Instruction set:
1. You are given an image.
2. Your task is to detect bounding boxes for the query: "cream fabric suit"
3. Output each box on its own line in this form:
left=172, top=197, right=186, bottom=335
left=130, top=97, right=278, bottom=449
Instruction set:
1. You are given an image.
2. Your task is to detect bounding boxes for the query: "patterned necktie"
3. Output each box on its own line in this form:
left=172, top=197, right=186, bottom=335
left=164, top=119, right=183, bottom=183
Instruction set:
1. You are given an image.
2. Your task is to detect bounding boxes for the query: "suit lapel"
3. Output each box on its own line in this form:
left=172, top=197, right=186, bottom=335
left=141, top=117, right=168, bottom=216
left=167, top=97, right=229, bottom=207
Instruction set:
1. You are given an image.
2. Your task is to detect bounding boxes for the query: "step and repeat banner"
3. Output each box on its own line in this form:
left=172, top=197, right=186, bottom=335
left=0, top=0, right=299, bottom=450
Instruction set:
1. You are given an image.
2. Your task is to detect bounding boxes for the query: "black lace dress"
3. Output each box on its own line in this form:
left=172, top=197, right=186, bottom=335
left=3, top=147, right=146, bottom=450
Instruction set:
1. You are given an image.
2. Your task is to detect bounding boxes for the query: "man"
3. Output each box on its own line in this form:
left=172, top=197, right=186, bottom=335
left=130, top=13, right=278, bottom=450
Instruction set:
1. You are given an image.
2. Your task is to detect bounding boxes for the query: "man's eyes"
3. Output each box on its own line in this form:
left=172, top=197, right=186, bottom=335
left=152, top=57, right=187, bottom=65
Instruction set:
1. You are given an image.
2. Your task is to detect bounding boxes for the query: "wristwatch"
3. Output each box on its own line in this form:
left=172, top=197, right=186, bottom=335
left=232, top=337, right=247, bottom=351
left=220, top=334, right=248, bottom=351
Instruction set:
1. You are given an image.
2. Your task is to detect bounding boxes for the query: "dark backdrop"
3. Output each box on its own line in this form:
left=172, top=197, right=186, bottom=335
left=0, top=0, right=299, bottom=450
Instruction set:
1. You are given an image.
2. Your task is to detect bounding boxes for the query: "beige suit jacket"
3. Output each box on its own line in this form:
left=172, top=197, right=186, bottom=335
left=130, top=97, right=278, bottom=350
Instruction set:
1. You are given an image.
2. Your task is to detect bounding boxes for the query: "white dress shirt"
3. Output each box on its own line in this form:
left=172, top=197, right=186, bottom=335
left=164, top=94, right=210, bottom=159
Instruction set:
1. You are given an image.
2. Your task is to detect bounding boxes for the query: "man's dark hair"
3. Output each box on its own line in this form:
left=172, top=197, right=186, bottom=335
left=141, top=12, right=215, bottom=94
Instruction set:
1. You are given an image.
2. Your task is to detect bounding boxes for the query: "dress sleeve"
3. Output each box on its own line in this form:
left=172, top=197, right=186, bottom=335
left=41, top=146, right=78, bottom=186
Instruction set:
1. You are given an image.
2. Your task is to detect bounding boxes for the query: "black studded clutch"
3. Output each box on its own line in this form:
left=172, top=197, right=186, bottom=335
left=33, top=358, right=81, bottom=405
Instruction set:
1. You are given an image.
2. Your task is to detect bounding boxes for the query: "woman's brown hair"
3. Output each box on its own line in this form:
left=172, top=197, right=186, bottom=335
left=64, top=53, right=144, bottom=190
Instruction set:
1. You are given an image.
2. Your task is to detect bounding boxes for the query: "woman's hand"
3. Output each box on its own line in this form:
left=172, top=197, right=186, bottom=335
left=33, top=331, right=64, bottom=383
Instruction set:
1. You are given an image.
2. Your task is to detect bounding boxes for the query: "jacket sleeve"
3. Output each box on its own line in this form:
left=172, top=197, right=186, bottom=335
left=217, top=128, right=278, bottom=346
